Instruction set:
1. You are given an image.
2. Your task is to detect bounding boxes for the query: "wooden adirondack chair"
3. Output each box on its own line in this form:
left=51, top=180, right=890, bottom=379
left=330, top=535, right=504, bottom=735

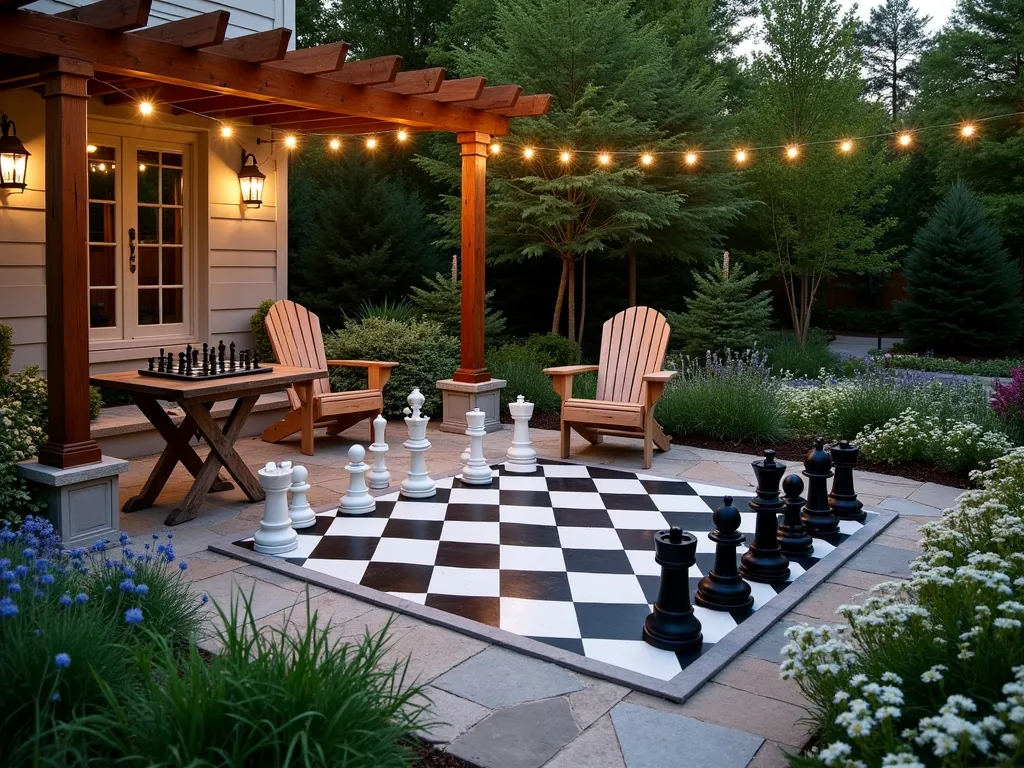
left=261, top=300, right=398, bottom=456
left=544, top=307, right=676, bottom=469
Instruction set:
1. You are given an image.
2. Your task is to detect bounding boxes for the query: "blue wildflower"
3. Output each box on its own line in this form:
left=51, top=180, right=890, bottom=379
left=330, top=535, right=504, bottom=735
left=14, top=565, right=27, bottom=578
left=22, top=548, right=36, bottom=560
left=152, top=533, right=159, bottom=540
left=104, top=558, right=113, bottom=569
left=122, top=566, right=135, bottom=578
left=156, top=544, right=165, bottom=555
left=51, top=692, right=61, bottom=703
left=75, top=593, right=88, bottom=604
left=40, top=573, right=54, bottom=585
left=164, top=545, right=176, bottom=563
left=144, top=543, right=150, bottom=551
left=33, top=628, right=42, bottom=637
left=54, top=653, right=71, bottom=669
left=178, top=561, right=188, bottom=572
left=0, top=558, right=9, bottom=569
left=119, top=579, right=135, bottom=593
left=200, top=593, right=209, bottom=606
left=2, top=571, right=13, bottom=583
left=166, top=532, right=172, bottom=539
left=119, top=533, right=128, bottom=545
left=8, top=583, right=22, bottom=595
left=59, top=593, right=72, bottom=607
left=124, top=607, right=143, bottom=625
left=135, top=584, right=149, bottom=596
left=104, top=586, right=112, bottom=593
left=0, top=598, right=17, bottom=617
left=33, top=590, right=43, bottom=598
left=35, top=558, right=48, bottom=572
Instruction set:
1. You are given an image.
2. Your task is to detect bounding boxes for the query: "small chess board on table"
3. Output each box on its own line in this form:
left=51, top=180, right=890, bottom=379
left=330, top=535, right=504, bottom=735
left=230, top=459, right=875, bottom=683
left=140, top=342, right=272, bottom=382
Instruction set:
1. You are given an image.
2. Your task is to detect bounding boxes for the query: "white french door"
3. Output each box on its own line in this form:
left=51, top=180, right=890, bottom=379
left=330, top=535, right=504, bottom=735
left=87, top=132, right=193, bottom=343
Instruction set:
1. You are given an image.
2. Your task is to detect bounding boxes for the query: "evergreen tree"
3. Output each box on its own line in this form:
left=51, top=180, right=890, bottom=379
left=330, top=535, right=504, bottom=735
left=667, top=253, right=773, bottom=357
left=741, top=0, right=902, bottom=345
left=410, top=265, right=507, bottom=341
left=857, top=0, right=932, bottom=120
left=288, top=148, right=443, bottom=331
left=897, top=180, right=1023, bottom=355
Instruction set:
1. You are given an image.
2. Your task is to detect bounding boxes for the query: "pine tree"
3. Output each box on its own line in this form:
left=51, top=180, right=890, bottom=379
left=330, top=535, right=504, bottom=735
left=857, top=0, right=932, bottom=120
left=668, top=253, right=773, bottom=357
left=897, top=181, right=1023, bottom=355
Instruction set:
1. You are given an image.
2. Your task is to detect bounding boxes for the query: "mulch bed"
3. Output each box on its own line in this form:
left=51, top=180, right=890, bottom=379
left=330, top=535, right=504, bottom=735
left=499, top=413, right=970, bottom=489
left=412, top=741, right=472, bottom=767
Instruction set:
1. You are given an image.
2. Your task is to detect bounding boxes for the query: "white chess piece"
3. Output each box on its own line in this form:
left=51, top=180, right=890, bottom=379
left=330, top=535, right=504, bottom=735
left=339, top=444, right=376, bottom=515
left=505, top=395, right=538, bottom=473
left=368, top=414, right=391, bottom=490
left=288, top=465, right=315, bottom=529
left=254, top=461, right=299, bottom=554
left=461, top=408, right=493, bottom=485
left=400, top=387, right=436, bottom=498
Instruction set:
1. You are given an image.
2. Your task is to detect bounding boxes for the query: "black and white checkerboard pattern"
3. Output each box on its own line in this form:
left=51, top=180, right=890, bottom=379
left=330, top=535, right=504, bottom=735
left=235, top=460, right=872, bottom=681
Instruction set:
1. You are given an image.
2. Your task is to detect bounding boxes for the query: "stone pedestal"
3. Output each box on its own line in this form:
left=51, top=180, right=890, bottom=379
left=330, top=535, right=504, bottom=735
left=436, top=378, right=506, bottom=434
left=17, top=456, right=128, bottom=548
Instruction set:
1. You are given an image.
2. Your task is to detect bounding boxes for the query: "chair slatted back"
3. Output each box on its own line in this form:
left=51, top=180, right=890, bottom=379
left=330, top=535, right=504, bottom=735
left=595, top=307, right=670, bottom=404
left=265, top=300, right=331, bottom=409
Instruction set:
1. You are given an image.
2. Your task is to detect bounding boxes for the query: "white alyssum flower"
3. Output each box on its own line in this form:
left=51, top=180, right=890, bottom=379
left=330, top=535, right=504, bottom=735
left=920, top=665, right=946, bottom=683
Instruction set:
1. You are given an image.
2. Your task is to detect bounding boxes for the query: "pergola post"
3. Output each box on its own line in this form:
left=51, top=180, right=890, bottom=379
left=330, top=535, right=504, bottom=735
left=37, top=62, right=103, bottom=469
left=453, top=131, right=490, bottom=384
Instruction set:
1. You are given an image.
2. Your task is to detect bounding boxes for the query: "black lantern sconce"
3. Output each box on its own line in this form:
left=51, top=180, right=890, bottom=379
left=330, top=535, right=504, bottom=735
left=237, top=149, right=265, bottom=208
left=0, top=113, right=30, bottom=191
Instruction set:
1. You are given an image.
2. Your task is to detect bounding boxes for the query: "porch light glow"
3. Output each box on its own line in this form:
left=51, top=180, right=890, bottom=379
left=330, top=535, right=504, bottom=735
left=138, top=100, right=154, bottom=116
left=0, top=113, right=30, bottom=190
left=220, top=125, right=233, bottom=138
left=87, top=144, right=98, bottom=153
left=237, top=149, right=266, bottom=208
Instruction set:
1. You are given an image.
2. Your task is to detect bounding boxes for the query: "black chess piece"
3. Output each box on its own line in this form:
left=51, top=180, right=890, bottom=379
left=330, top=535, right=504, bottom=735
left=802, top=438, right=840, bottom=534
left=643, top=527, right=704, bottom=653
left=192, top=347, right=199, bottom=367
left=253, top=350, right=260, bottom=369
left=167, top=352, right=174, bottom=372
left=158, top=348, right=165, bottom=372
left=244, top=350, right=251, bottom=370
left=148, top=357, right=154, bottom=371
left=778, top=474, right=814, bottom=558
left=177, top=352, right=186, bottom=375
left=695, top=497, right=753, bottom=612
left=229, top=341, right=236, bottom=371
left=739, top=449, right=791, bottom=584
left=828, top=440, right=866, bottom=523
left=185, top=344, right=193, bottom=376
left=218, top=340, right=225, bottom=373
left=202, top=343, right=209, bottom=375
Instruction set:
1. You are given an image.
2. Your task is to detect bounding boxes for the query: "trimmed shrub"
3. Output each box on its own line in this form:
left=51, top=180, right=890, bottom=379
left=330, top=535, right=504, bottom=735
left=324, top=317, right=459, bottom=418
left=0, top=322, right=12, bottom=378
left=521, top=333, right=581, bottom=367
left=0, top=373, right=48, bottom=523
left=249, top=298, right=277, bottom=364
left=880, top=352, right=1022, bottom=379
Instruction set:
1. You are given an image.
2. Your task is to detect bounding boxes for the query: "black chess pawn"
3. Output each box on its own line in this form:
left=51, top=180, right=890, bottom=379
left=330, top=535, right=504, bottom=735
left=643, top=527, right=704, bottom=653
left=802, top=438, right=840, bottom=534
left=778, top=474, right=814, bottom=558
left=177, top=351, right=186, bottom=375
left=696, top=497, right=753, bottom=612
left=829, top=440, right=866, bottom=523
left=739, top=449, right=791, bottom=584
left=148, top=357, right=154, bottom=371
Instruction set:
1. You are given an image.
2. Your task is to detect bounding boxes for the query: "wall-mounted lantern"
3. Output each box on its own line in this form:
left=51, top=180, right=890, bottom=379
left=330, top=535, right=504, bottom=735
left=237, top=150, right=265, bottom=208
left=0, top=113, right=30, bottom=190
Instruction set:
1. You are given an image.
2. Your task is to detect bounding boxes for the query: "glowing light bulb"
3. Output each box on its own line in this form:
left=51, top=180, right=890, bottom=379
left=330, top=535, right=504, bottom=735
left=86, top=144, right=97, bottom=154
left=785, top=145, right=799, bottom=160
left=560, top=151, right=572, bottom=164
left=97, top=163, right=106, bottom=172
left=640, top=153, right=654, bottom=166
left=735, top=149, right=748, bottom=164
left=684, top=152, right=698, bottom=166
left=329, top=138, right=341, bottom=150
left=961, top=123, right=976, bottom=138
left=396, top=129, right=409, bottom=142
left=898, top=132, right=912, bottom=147
left=598, top=152, right=611, bottom=166
left=220, top=125, right=233, bottom=138
left=840, top=140, right=853, bottom=153
left=138, top=100, right=154, bottom=116
left=138, top=164, right=146, bottom=172
left=366, top=137, right=378, bottom=150
left=523, top=147, right=535, bottom=159
left=283, top=135, right=297, bottom=149
left=489, top=142, right=501, bottom=154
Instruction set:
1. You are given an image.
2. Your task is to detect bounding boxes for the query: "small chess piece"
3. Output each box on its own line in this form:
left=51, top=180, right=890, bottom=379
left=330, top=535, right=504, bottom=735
left=828, top=440, right=865, bottom=522
left=643, top=527, right=703, bottom=653
left=505, top=395, right=537, bottom=473
left=288, top=465, right=315, bottom=529
left=461, top=408, right=493, bottom=485
left=229, top=341, right=236, bottom=371
left=739, top=449, right=791, bottom=584
left=202, top=343, right=209, bottom=375
left=339, top=445, right=375, bottom=515
left=802, top=438, right=839, bottom=534
left=158, top=348, right=165, bottom=372
left=253, top=350, right=261, bottom=369
left=400, top=388, right=436, bottom=498
left=185, top=345, right=193, bottom=376
left=148, top=357, right=154, bottom=371
left=778, top=474, right=815, bottom=558
left=254, top=462, right=298, bottom=554
left=177, top=351, right=186, bottom=375
left=367, top=414, right=391, bottom=490
left=218, top=340, right=225, bottom=372
left=696, top=497, right=753, bottom=612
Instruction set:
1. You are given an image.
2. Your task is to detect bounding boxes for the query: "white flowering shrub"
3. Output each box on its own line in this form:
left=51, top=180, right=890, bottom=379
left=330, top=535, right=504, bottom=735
left=782, top=447, right=1024, bottom=767
left=0, top=394, right=46, bottom=524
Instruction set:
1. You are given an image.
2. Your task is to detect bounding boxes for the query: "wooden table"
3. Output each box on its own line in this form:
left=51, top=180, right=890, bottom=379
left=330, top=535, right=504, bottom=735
left=91, top=365, right=327, bottom=526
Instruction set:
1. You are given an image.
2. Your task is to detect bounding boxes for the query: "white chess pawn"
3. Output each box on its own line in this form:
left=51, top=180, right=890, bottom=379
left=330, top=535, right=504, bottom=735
left=339, top=444, right=376, bottom=515
left=461, top=408, right=493, bottom=485
left=254, top=461, right=299, bottom=554
left=401, top=387, right=436, bottom=498
left=506, top=395, right=537, bottom=473
left=367, top=414, right=391, bottom=490
left=288, top=465, right=315, bottom=529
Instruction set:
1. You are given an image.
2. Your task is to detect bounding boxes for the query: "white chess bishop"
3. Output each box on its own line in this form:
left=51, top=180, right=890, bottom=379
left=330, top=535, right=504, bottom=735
left=461, top=408, right=493, bottom=485
left=400, top=387, right=436, bottom=498
left=339, top=444, right=376, bottom=515
left=505, top=395, right=537, bottom=473
left=254, top=461, right=299, bottom=554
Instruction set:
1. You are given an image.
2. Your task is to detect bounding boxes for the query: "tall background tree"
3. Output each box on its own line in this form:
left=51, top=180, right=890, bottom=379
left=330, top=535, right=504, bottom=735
left=857, top=0, right=932, bottom=120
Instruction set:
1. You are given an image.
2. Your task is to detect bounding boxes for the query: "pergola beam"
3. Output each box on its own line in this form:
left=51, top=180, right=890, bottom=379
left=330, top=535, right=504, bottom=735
left=459, top=85, right=522, bottom=111
left=320, top=55, right=401, bottom=85
left=0, top=10, right=509, bottom=133
left=265, top=42, right=348, bottom=74
left=489, top=93, right=553, bottom=117
left=104, top=83, right=215, bottom=106
left=131, top=10, right=228, bottom=49
left=374, top=67, right=445, bottom=95
left=203, top=28, right=291, bottom=63
left=422, top=77, right=487, bottom=103
left=56, top=0, right=152, bottom=32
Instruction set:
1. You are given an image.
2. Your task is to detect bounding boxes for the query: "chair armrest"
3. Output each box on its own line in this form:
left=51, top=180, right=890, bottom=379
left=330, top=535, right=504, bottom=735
left=543, top=365, right=600, bottom=375
left=642, top=371, right=677, bottom=383
left=326, top=360, right=400, bottom=368
left=325, top=360, right=399, bottom=392
left=643, top=370, right=676, bottom=408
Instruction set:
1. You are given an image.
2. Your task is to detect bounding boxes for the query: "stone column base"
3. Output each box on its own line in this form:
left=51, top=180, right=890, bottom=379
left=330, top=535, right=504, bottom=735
left=17, top=456, right=128, bottom=548
left=435, top=378, right=507, bottom=434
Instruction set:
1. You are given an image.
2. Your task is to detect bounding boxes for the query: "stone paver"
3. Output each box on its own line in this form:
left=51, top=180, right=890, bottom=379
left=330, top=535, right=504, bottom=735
left=788, top=581, right=867, bottom=623
left=713, top=655, right=808, bottom=709
left=380, top=622, right=488, bottom=685
left=417, top=686, right=491, bottom=745
left=747, top=741, right=794, bottom=768
left=879, top=496, right=945, bottom=517
left=611, top=702, right=764, bottom=768
left=567, top=676, right=630, bottom=730
left=828, top=567, right=905, bottom=592
left=744, top=620, right=798, bottom=664
left=677, top=683, right=810, bottom=748
left=448, top=697, right=580, bottom=768
left=545, top=714, right=625, bottom=768
left=874, top=533, right=923, bottom=552
left=847, top=544, right=916, bottom=580
left=907, top=482, right=962, bottom=511
left=433, top=646, right=584, bottom=709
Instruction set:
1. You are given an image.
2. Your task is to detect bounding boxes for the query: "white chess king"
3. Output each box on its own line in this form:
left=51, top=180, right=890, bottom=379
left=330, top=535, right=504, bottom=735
left=505, top=395, right=537, bottom=473
left=339, top=444, right=376, bottom=515
left=254, top=461, right=299, bottom=554
left=400, top=387, right=436, bottom=498
left=461, top=408, right=493, bottom=485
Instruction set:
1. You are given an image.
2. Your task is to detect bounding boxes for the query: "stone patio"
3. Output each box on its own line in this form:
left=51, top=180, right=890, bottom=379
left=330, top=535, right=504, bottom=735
left=116, top=422, right=962, bottom=768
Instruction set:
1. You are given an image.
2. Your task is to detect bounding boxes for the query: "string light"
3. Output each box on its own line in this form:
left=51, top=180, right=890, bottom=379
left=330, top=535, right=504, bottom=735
left=523, top=147, right=535, bottom=159
left=840, top=139, right=853, bottom=153
left=960, top=123, right=977, bottom=138
left=86, top=144, right=97, bottom=153
left=138, top=100, right=154, bottom=116
left=489, top=142, right=500, bottom=154
left=283, top=135, right=297, bottom=149
left=329, top=138, right=341, bottom=150
left=366, top=137, right=378, bottom=150
left=138, top=164, right=146, bottom=172
left=735, top=149, right=748, bottom=164
left=220, top=125, right=233, bottom=138
left=560, top=150, right=572, bottom=164
left=684, top=152, right=698, bottom=166
left=898, top=132, right=913, bottom=147
left=396, top=129, right=409, bottom=142
left=640, top=153, right=654, bottom=166
left=785, top=145, right=799, bottom=160
left=597, top=152, right=611, bottom=166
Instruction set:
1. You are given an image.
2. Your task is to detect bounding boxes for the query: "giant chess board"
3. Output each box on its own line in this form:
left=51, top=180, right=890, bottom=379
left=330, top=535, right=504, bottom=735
left=232, top=459, right=875, bottom=682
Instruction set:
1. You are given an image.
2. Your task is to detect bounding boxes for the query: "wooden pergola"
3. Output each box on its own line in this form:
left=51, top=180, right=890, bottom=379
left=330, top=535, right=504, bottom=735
left=0, top=0, right=551, bottom=470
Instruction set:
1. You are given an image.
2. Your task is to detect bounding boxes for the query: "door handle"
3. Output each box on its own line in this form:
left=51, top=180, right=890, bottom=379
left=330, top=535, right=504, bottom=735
left=128, top=227, right=136, bottom=273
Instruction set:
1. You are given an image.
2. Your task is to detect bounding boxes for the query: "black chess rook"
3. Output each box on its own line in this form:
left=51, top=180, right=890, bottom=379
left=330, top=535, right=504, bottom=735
left=778, top=474, right=815, bottom=558
left=739, top=449, right=791, bottom=584
left=695, top=496, right=753, bottom=612
left=828, top=440, right=866, bottom=523
left=802, top=438, right=840, bottom=534
left=643, top=527, right=703, bottom=653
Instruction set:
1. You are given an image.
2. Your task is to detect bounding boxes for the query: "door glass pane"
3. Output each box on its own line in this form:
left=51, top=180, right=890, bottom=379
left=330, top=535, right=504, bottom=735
left=88, top=147, right=116, bottom=200
left=138, top=289, right=159, bottom=325
left=88, top=203, right=116, bottom=244
left=138, top=206, right=158, bottom=243
left=162, top=208, right=182, bottom=244
left=138, top=246, right=159, bottom=286
left=161, top=167, right=182, bottom=206
left=162, top=152, right=182, bottom=168
left=89, top=245, right=117, bottom=286
left=162, top=247, right=182, bottom=285
left=89, top=289, right=117, bottom=328
left=138, top=150, right=159, bottom=166
left=162, top=288, right=183, bottom=324
left=137, top=161, right=158, bottom=204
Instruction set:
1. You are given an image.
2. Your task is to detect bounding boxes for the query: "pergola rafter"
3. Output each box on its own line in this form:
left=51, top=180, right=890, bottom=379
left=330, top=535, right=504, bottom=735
left=0, top=0, right=553, bottom=470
